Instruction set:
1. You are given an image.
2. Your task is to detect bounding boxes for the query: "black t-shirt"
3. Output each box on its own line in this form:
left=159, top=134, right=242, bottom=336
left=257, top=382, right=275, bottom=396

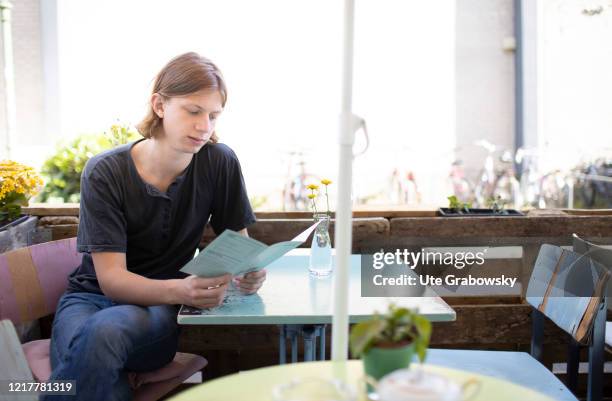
left=67, top=139, right=256, bottom=294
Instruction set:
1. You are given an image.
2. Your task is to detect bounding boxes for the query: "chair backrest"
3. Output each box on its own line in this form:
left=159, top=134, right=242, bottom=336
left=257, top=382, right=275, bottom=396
left=526, top=244, right=610, bottom=343
left=572, top=233, right=612, bottom=310
left=572, top=233, right=612, bottom=270
left=0, top=238, right=81, bottom=325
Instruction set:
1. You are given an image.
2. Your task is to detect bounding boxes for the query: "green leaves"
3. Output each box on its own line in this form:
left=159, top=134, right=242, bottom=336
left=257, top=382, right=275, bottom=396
left=486, top=195, right=507, bottom=213
left=0, top=192, right=29, bottom=221
left=412, top=314, right=432, bottom=362
left=447, top=195, right=460, bottom=208
left=349, top=318, right=386, bottom=358
left=38, top=124, right=139, bottom=203
left=447, top=195, right=471, bottom=213
left=349, top=304, right=432, bottom=361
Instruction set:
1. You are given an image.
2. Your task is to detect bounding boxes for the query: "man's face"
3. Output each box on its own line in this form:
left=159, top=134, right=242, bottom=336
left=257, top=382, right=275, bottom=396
left=156, top=89, right=224, bottom=153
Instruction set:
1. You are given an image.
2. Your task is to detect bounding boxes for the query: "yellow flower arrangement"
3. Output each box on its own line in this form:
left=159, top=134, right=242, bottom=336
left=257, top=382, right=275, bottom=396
left=307, top=179, right=333, bottom=218
left=0, top=160, right=43, bottom=222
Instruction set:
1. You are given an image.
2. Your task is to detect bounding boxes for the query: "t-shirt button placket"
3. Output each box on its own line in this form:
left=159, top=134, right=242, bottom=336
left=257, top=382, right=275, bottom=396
left=162, top=207, right=170, bottom=240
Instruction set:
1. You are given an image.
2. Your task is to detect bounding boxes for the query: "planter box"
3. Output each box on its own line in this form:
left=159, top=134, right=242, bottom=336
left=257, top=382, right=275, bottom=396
left=0, top=214, right=30, bottom=231
left=438, top=208, right=524, bottom=217
left=0, top=215, right=39, bottom=254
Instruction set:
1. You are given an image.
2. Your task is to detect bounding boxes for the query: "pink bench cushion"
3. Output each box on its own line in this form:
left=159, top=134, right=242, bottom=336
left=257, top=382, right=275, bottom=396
left=22, top=339, right=207, bottom=400
left=22, top=339, right=51, bottom=381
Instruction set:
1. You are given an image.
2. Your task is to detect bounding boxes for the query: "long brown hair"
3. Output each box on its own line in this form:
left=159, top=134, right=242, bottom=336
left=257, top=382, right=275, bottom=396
left=137, top=52, right=227, bottom=143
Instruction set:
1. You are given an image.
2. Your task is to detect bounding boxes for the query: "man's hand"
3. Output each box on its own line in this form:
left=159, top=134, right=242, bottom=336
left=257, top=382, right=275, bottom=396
left=175, top=274, right=232, bottom=309
left=233, top=269, right=267, bottom=295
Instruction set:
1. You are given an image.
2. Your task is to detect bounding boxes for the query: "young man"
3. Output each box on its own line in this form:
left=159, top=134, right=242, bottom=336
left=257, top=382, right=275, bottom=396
left=44, top=53, right=265, bottom=401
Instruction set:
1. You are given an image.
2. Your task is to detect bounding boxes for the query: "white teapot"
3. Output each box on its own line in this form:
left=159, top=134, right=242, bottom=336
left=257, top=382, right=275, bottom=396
left=367, top=369, right=480, bottom=401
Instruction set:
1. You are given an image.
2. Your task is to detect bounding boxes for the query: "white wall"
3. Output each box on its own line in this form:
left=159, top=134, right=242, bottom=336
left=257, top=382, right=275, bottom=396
left=454, top=0, right=516, bottom=181
left=539, top=0, right=612, bottom=172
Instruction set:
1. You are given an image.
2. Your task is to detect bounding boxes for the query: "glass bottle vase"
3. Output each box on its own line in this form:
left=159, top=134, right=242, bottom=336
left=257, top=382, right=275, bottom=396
left=309, top=213, right=333, bottom=276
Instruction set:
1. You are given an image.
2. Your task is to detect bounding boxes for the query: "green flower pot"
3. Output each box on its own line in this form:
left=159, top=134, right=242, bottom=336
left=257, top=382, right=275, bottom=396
left=362, top=342, right=416, bottom=381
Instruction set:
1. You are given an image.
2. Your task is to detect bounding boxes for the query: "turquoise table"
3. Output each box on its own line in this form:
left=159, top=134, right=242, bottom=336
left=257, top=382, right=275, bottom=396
left=167, top=360, right=557, bottom=401
left=178, top=250, right=455, bottom=363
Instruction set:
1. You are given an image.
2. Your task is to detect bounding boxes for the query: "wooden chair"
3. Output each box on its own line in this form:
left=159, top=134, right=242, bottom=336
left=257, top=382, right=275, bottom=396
left=428, top=243, right=609, bottom=401
left=0, top=238, right=207, bottom=401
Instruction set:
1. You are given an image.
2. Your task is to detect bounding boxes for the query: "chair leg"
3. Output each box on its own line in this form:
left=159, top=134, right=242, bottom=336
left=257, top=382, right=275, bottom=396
left=279, top=325, right=287, bottom=365
left=587, top=301, right=606, bottom=401
left=530, top=307, right=544, bottom=362
left=290, top=326, right=299, bottom=363
left=319, top=325, right=326, bottom=361
left=566, top=339, right=580, bottom=392
left=302, top=326, right=316, bottom=362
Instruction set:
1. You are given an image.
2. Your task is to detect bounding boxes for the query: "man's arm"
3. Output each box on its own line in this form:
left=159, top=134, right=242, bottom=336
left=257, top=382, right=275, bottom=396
left=92, top=252, right=230, bottom=307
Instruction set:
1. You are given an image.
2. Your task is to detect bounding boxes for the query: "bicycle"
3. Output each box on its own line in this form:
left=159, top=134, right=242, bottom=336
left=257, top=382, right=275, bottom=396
left=572, top=157, right=612, bottom=208
left=281, top=150, right=320, bottom=212
left=472, top=140, right=521, bottom=208
left=387, top=167, right=421, bottom=205
left=447, top=159, right=473, bottom=204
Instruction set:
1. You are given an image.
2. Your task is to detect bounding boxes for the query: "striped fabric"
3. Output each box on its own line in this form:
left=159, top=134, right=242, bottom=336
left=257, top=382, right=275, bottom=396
left=0, top=238, right=81, bottom=325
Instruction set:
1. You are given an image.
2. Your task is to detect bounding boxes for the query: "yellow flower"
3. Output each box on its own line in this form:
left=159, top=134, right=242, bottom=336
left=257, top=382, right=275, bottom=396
left=0, top=160, right=43, bottom=203
left=307, top=194, right=316, bottom=199
left=307, top=184, right=319, bottom=191
left=321, top=179, right=332, bottom=186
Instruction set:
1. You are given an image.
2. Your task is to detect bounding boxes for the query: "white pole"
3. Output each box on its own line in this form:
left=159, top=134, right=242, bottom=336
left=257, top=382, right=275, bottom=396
left=332, top=0, right=356, bottom=362
left=0, top=0, right=16, bottom=159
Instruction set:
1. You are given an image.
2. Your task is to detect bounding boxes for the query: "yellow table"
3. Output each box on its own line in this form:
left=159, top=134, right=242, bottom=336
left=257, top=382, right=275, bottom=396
left=168, top=360, right=556, bottom=401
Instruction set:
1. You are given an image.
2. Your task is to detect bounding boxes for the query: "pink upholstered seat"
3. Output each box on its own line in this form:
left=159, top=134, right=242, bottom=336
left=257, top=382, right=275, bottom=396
left=21, top=338, right=207, bottom=400
left=21, top=339, right=52, bottom=381
left=0, top=238, right=207, bottom=400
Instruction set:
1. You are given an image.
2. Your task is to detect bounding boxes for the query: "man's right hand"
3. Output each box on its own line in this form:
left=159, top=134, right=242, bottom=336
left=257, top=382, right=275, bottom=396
left=175, top=274, right=232, bottom=309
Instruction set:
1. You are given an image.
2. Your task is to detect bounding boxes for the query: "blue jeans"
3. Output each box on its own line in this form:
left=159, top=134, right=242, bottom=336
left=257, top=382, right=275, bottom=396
left=41, top=292, right=181, bottom=401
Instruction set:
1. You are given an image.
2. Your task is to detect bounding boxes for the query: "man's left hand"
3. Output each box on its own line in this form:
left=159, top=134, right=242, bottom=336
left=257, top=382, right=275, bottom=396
left=234, top=269, right=267, bottom=295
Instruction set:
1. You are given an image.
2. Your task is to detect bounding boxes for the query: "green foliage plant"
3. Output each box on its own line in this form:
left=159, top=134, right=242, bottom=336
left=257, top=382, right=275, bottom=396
left=38, top=124, right=139, bottom=203
left=486, top=195, right=508, bottom=214
left=447, top=195, right=471, bottom=213
left=349, top=304, right=432, bottom=362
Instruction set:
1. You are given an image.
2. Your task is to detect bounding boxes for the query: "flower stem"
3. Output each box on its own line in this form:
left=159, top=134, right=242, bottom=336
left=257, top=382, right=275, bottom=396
left=325, top=185, right=330, bottom=217
left=310, top=196, right=318, bottom=216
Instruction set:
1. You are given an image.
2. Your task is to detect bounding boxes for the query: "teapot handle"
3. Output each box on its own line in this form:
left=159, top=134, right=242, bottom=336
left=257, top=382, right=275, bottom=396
left=357, top=375, right=379, bottom=399
left=361, top=375, right=379, bottom=388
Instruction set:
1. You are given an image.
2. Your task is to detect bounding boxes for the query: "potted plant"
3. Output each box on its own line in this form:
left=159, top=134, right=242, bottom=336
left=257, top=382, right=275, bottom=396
left=349, top=304, right=432, bottom=382
left=0, top=160, right=43, bottom=228
left=0, top=160, right=44, bottom=252
left=438, top=195, right=524, bottom=217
